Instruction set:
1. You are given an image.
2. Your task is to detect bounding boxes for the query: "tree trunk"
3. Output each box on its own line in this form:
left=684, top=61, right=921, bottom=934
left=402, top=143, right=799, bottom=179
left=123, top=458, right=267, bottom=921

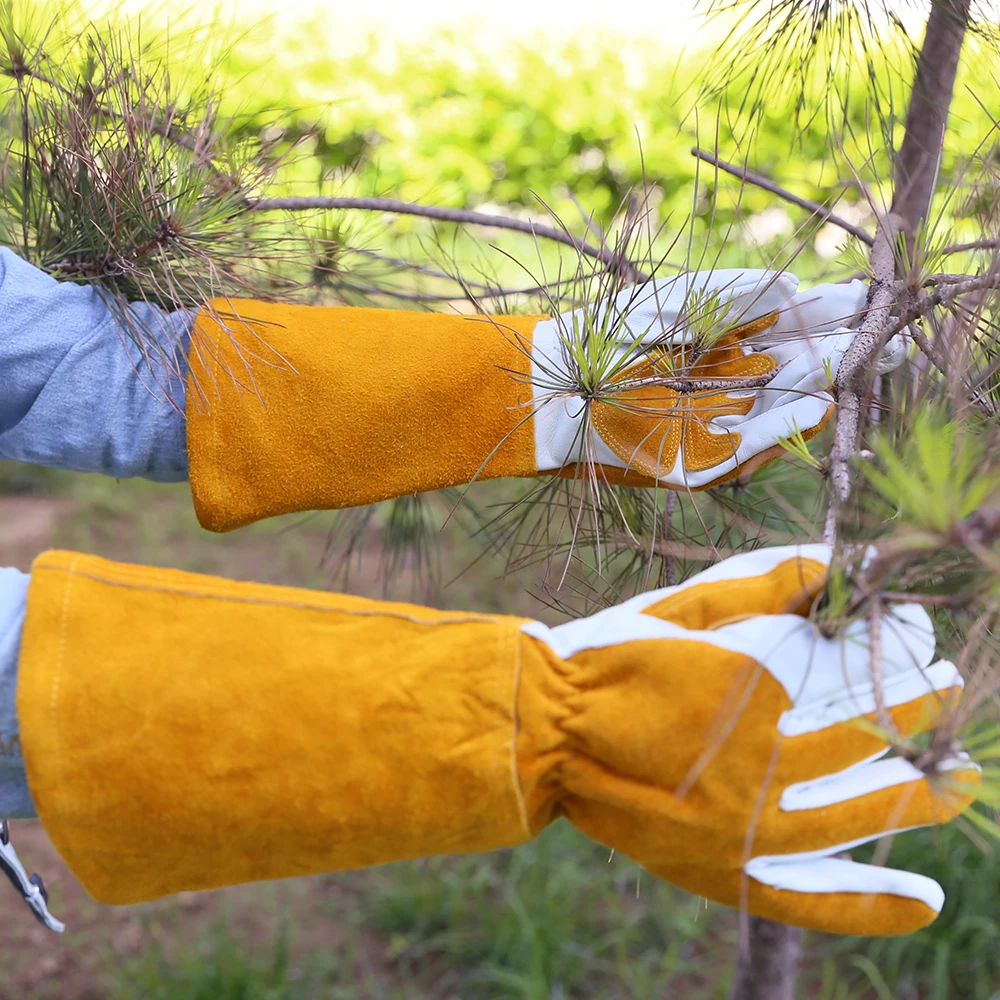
left=729, top=10, right=972, bottom=1000
left=729, top=918, right=805, bottom=1000
left=891, top=0, right=972, bottom=247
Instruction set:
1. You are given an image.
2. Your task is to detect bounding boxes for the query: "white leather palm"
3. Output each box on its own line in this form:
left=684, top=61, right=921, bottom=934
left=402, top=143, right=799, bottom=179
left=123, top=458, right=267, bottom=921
left=530, top=270, right=906, bottom=486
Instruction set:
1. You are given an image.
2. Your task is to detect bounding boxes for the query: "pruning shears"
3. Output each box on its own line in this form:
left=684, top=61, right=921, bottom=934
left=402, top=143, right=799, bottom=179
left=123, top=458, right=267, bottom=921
left=0, top=820, right=64, bottom=933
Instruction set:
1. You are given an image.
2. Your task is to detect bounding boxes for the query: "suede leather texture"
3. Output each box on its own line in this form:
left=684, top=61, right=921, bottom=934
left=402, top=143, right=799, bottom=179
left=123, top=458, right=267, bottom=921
left=517, top=558, right=975, bottom=937
left=16, top=550, right=974, bottom=936
left=592, top=310, right=778, bottom=477
left=186, top=302, right=543, bottom=532
left=185, top=302, right=832, bottom=534
left=18, top=551, right=535, bottom=904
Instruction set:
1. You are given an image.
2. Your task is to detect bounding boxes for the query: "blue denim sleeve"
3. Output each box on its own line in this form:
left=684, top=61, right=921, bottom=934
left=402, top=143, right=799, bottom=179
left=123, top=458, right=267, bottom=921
left=0, top=569, right=33, bottom=818
left=0, top=247, right=191, bottom=481
left=0, top=250, right=198, bottom=817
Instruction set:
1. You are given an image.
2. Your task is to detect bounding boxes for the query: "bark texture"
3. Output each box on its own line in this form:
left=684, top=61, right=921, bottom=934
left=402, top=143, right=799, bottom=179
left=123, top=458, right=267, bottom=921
left=891, top=0, right=972, bottom=246
left=728, top=919, right=805, bottom=1000
left=733, top=5, right=972, bottom=998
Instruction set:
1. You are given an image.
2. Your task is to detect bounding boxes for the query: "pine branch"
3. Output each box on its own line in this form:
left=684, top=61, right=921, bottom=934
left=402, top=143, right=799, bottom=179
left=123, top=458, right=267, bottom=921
left=250, top=196, right=646, bottom=276
left=14, top=63, right=214, bottom=162
left=691, top=147, right=874, bottom=246
left=887, top=268, right=1000, bottom=340
left=942, top=237, right=1000, bottom=256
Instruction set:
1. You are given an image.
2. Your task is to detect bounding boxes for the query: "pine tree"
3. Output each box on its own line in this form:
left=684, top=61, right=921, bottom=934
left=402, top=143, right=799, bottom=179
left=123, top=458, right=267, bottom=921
left=3, top=2, right=1000, bottom=997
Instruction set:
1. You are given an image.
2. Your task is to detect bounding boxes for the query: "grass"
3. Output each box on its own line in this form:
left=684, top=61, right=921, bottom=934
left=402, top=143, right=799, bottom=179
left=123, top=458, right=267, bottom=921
left=109, top=924, right=299, bottom=1000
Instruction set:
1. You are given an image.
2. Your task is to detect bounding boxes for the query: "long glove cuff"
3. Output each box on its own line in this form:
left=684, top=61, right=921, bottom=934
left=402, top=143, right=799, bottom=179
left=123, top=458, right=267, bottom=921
left=18, top=551, right=545, bottom=904
left=186, top=302, right=544, bottom=532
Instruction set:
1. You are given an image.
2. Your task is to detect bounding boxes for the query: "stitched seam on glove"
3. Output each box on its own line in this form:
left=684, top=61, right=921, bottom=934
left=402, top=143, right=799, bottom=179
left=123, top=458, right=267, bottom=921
left=592, top=407, right=679, bottom=480
left=507, top=623, right=532, bottom=840
left=30, top=559, right=515, bottom=627
left=49, top=553, right=81, bottom=818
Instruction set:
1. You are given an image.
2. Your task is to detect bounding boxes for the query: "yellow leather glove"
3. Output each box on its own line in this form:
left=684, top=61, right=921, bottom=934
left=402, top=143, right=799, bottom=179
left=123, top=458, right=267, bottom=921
left=186, top=271, right=904, bottom=531
left=18, top=545, right=973, bottom=935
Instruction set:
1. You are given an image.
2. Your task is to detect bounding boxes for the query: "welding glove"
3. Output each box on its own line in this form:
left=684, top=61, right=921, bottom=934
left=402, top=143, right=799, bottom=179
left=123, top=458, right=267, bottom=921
left=185, top=270, right=906, bottom=531
left=16, top=544, right=974, bottom=936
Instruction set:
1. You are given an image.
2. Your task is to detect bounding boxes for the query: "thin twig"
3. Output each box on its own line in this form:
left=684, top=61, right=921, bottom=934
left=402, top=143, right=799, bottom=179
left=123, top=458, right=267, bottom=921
left=690, top=148, right=874, bottom=247
left=941, top=237, right=1000, bottom=256
left=662, top=490, right=678, bottom=587
left=349, top=248, right=586, bottom=295
left=836, top=508, right=1000, bottom=622
left=906, top=322, right=950, bottom=377
left=868, top=596, right=899, bottom=738
left=249, top=196, right=641, bottom=274
left=610, top=370, right=778, bottom=394
left=17, top=64, right=218, bottom=164
left=886, top=270, right=1000, bottom=341
left=878, top=591, right=965, bottom=607
left=329, top=279, right=566, bottom=304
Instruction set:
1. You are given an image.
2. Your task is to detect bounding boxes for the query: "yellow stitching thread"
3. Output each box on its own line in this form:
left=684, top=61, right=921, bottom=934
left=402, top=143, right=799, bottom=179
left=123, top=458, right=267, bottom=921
left=31, top=561, right=520, bottom=629
left=592, top=407, right=676, bottom=479
left=507, top=625, right=531, bottom=840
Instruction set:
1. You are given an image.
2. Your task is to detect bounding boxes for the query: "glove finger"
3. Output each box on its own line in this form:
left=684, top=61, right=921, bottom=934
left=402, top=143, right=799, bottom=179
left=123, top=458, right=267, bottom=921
left=706, top=608, right=938, bottom=738
left=774, top=660, right=964, bottom=788
left=611, top=270, right=798, bottom=343
left=626, top=546, right=831, bottom=626
left=702, top=392, right=832, bottom=468
left=873, top=332, right=910, bottom=374
left=751, top=328, right=853, bottom=384
left=780, top=753, right=974, bottom=815
left=767, top=279, right=868, bottom=339
left=758, top=327, right=908, bottom=385
left=747, top=760, right=977, bottom=935
left=745, top=854, right=945, bottom=936
left=622, top=391, right=830, bottom=491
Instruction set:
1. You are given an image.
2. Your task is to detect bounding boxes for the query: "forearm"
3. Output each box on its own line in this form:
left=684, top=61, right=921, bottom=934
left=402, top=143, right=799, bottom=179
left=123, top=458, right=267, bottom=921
left=0, top=248, right=189, bottom=481
left=187, top=302, right=542, bottom=530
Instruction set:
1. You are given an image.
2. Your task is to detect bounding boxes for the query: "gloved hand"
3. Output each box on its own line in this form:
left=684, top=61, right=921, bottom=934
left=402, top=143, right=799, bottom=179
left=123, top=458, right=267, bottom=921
left=0, top=248, right=905, bottom=528
left=185, top=270, right=906, bottom=530
left=531, top=270, right=907, bottom=488
left=519, top=543, right=972, bottom=935
left=17, top=545, right=974, bottom=936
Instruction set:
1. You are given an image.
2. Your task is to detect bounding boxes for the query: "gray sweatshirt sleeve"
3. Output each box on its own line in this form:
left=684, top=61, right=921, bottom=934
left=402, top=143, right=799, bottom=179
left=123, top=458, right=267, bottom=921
left=0, top=247, right=191, bottom=481
left=0, top=569, right=33, bottom=818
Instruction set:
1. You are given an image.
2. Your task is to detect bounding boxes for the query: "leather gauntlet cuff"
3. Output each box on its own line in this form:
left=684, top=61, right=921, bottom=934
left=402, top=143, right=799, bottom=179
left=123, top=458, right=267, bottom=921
left=18, top=551, right=540, bottom=904
left=186, top=301, right=544, bottom=532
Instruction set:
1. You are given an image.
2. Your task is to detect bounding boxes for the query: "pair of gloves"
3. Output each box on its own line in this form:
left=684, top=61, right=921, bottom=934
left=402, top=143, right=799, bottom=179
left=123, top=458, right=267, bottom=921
left=0, top=248, right=976, bottom=939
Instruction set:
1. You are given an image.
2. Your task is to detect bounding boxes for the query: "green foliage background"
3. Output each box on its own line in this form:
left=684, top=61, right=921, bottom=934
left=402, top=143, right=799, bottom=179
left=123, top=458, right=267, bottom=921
left=208, top=20, right=999, bottom=279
